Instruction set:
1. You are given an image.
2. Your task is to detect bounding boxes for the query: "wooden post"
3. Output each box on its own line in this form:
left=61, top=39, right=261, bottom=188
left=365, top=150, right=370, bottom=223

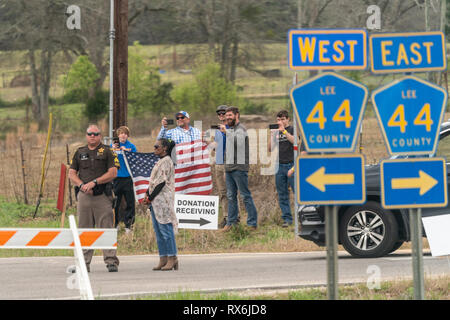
left=113, top=0, right=128, bottom=130
left=19, top=139, right=28, bottom=205
left=60, top=166, right=69, bottom=228
left=66, top=144, right=73, bottom=207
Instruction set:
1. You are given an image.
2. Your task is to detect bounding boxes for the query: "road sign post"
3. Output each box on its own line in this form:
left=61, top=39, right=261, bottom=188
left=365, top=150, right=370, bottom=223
left=410, top=208, right=425, bottom=300
left=325, top=206, right=339, bottom=300
left=370, top=32, right=447, bottom=300
left=288, top=29, right=369, bottom=301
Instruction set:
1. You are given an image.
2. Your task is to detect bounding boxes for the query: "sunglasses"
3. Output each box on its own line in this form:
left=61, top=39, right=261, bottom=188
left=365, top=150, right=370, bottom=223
left=154, top=145, right=161, bottom=149
left=217, top=112, right=226, bottom=116
left=86, top=132, right=100, bottom=136
left=176, top=116, right=185, bottom=120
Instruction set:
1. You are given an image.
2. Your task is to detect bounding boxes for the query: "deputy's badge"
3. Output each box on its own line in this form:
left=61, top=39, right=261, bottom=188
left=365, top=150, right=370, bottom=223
left=80, top=153, right=89, bottom=160
left=97, top=147, right=105, bottom=156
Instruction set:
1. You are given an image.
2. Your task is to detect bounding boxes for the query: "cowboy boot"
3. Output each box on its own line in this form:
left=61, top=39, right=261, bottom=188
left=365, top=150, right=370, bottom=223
left=153, top=256, right=168, bottom=271
left=161, top=256, right=179, bottom=271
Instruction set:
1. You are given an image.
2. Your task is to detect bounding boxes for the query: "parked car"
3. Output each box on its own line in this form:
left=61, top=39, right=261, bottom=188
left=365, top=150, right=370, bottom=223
left=298, top=121, right=450, bottom=258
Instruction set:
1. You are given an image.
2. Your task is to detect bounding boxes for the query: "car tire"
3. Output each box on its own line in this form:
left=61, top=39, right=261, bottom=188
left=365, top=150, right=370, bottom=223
left=339, top=201, right=399, bottom=258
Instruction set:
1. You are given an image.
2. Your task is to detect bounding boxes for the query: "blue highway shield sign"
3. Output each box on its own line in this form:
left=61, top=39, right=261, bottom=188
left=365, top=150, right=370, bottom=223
left=297, top=154, right=365, bottom=205
left=371, top=76, right=447, bottom=156
left=288, top=29, right=367, bottom=70
left=381, top=158, right=447, bottom=209
left=370, top=31, right=446, bottom=74
left=291, top=72, right=368, bottom=153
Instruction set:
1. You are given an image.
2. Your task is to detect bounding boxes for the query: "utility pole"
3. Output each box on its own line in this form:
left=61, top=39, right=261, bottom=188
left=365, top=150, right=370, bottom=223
left=113, top=0, right=128, bottom=132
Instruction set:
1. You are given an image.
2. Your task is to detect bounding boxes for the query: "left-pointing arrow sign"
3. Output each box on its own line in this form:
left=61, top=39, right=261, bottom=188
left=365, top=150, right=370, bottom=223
left=179, top=218, right=211, bottom=227
left=306, top=167, right=355, bottom=192
left=391, top=170, right=438, bottom=196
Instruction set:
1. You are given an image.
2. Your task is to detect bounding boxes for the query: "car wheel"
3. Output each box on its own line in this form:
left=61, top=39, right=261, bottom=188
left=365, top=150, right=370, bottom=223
left=339, top=201, right=399, bottom=258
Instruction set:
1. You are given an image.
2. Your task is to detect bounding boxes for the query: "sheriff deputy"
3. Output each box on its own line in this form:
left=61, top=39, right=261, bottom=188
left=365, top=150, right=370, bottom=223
left=68, top=124, right=120, bottom=273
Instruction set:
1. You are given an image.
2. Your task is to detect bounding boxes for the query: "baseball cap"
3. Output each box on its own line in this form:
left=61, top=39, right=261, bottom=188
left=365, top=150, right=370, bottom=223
left=175, top=111, right=190, bottom=118
left=216, top=105, right=228, bottom=113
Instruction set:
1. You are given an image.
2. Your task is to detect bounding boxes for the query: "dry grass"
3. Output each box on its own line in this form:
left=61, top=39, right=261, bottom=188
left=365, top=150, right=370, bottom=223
left=0, top=113, right=442, bottom=255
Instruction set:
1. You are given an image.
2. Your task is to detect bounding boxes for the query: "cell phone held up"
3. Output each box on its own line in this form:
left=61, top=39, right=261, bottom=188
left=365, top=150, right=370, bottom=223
left=166, top=119, right=174, bottom=125
left=269, top=124, right=279, bottom=130
left=113, top=137, right=120, bottom=148
left=210, top=125, right=220, bottom=130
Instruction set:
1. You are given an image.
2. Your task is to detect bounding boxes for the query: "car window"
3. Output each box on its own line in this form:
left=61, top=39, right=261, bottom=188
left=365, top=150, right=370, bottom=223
left=436, top=133, right=450, bottom=160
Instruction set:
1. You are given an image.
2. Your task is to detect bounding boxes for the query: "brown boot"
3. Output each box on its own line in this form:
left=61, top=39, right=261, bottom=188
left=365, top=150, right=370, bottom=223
left=161, top=256, right=179, bottom=271
left=153, top=256, right=168, bottom=271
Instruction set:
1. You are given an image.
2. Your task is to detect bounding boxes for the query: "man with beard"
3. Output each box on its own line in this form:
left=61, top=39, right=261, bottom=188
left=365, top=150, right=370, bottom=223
left=221, top=106, right=258, bottom=232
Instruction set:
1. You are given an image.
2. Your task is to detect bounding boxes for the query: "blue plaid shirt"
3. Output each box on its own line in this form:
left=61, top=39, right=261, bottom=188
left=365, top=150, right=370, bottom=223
left=157, top=125, right=202, bottom=144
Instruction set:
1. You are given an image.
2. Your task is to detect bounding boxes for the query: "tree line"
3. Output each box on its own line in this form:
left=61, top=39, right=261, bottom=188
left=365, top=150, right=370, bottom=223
left=0, top=0, right=447, bottom=129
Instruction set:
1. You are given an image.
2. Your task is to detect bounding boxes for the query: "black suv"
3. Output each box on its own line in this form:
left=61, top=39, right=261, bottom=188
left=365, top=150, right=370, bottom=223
left=298, top=121, right=450, bottom=258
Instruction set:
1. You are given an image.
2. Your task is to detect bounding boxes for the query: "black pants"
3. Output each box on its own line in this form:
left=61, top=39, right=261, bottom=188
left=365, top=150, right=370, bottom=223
left=113, top=177, right=136, bottom=228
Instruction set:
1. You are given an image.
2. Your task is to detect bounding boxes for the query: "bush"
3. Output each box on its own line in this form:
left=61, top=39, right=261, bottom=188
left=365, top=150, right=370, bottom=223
left=63, top=56, right=100, bottom=103
left=171, top=61, right=240, bottom=114
left=128, top=42, right=174, bottom=116
left=84, top=90, right=108, bottom=121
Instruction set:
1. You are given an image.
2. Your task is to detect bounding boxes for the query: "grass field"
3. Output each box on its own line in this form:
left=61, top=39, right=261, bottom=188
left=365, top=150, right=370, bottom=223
left=127, top=276, right=450, bottom=300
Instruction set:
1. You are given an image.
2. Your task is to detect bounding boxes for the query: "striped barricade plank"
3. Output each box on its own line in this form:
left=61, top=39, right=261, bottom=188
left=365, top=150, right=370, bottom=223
left=0, top=228, right=117, bottom=249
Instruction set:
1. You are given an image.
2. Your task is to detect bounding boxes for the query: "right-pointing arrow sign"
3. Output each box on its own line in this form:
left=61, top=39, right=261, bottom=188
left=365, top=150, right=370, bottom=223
left=391, top=170, right=438, bottom=196
left=381, top=158, right=447, bottom=209
left=179, top=218, right=211, bottom=227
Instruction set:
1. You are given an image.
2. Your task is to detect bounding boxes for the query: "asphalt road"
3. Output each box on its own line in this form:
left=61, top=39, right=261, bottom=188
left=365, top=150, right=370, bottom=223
left=0, top=250, right=448, bottom=299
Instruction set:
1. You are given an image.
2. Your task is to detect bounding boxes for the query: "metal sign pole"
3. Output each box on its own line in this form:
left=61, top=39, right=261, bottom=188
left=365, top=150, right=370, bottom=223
left=410, top=208, right=425, bottom=300
left=293, top=73, right=299, bottom=236
left=325, top=205, right=339, bottom=300
left=108, top=0, right=115, bottom=144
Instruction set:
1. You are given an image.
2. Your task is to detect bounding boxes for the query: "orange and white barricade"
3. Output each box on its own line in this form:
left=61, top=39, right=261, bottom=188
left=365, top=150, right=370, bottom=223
left=0, top=215, right=117, bottom=300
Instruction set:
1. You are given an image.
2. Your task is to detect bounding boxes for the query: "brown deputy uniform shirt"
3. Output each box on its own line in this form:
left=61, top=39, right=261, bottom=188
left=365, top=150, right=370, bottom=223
left=70, top=143, right=119, bottom=183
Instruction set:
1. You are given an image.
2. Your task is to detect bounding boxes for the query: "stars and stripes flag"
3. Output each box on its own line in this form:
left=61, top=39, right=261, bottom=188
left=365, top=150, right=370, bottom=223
left=175, top=140, right=212, bottom=195
left=123, top=151, right=160, bottom=203
left=123, top=140, right=212, bottom=203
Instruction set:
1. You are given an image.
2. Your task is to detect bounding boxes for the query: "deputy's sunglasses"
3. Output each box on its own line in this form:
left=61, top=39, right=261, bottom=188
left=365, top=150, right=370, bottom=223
left=86, top=132, right=100, bottom=136
left=154, top=145, right=160, bottom=149
left=176, top=116, right=185, bottom=120
left=216, top=111, right=226, bottom=116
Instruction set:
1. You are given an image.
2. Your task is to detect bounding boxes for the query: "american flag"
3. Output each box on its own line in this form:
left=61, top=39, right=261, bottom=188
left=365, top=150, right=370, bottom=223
left=175, top=140, right=212, bottom=195
left=123, top=140, right=212, bottom=203
left=123, top=151, right=160, bottom=203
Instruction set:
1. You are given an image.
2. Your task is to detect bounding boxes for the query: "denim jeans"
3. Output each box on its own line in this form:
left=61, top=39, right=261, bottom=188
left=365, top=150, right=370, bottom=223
left=275, top=162, right=295, bottom=224
left=226, top=170, right=258, bottom=227
left=150, top=205, right=177, bottom=257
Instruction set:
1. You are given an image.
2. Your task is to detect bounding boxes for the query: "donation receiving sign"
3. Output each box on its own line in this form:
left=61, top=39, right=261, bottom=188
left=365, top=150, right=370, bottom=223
left=175, top=194, right=219, bottom=230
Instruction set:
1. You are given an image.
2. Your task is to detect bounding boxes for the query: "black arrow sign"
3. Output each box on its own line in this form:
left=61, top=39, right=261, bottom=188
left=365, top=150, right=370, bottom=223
left=179, top=218, right=211, bottom=226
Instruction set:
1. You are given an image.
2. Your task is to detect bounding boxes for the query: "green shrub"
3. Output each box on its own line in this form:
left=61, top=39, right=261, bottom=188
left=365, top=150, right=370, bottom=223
left=171, top=61, right=240, bottom=114
left=128, top=42, right=174, bottom=116
left=84, top=90, right=108, bottom=121
left=63, top=55, right=100, bottom=103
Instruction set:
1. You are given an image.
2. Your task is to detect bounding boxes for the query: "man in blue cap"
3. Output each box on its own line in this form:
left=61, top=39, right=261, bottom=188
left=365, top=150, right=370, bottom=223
left=158, top=111, right=202, bottom=144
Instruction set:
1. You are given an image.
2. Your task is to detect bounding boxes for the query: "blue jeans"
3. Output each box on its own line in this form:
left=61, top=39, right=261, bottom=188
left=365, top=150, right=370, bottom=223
left=150, top=206, right=178, bottom=257
left=226, top=170, right=258, bottom=227
left=275, top=162, right=295, bottom=224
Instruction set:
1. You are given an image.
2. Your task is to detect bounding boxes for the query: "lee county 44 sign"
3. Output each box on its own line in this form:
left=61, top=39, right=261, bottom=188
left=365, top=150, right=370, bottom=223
left=291, top=72, right=368, bottom=153
left=372, top=76, right=447, bottom=156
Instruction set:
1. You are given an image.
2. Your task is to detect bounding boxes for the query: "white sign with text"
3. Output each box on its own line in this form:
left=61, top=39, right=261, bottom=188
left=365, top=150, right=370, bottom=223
left=175, top=194, right=219, bottom=230
left=422, top=214, right=450, bottom=257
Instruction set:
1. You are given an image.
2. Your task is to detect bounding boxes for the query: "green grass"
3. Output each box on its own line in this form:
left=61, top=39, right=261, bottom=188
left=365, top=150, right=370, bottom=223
left=127, top=276, right=450, bottom=300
